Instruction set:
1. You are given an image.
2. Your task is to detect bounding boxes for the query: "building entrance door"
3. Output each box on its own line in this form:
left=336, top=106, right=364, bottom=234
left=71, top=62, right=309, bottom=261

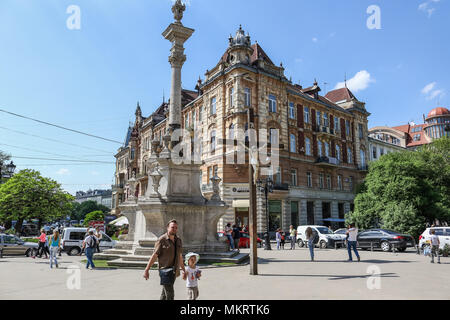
left=235, top=208, right=249, bottom=228
left=268, top=200, right=282, bottom=232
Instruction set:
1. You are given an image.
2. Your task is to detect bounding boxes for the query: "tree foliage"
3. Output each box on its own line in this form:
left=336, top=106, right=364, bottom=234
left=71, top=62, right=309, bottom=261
left=0, top=169, right=74, bottom=233
left=83, top=210, right=105, bottom=226
left=70, top=200, right=110, bottom=221
left=347, top=137, right=450, bottom=239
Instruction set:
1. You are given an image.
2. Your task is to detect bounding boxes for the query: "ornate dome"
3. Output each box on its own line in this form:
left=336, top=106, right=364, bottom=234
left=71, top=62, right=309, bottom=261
left=229, top=25, right=251, bottom=47
left=427, top=107, right=449, bottom=119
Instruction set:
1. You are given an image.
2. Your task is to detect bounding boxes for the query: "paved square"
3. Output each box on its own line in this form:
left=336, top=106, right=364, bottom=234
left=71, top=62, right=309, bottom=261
left=0, top=247, right=449, bottom=300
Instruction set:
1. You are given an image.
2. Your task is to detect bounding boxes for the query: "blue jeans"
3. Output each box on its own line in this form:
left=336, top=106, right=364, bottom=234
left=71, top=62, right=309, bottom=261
left=276, top=240, right=281, bottom=250
left=347, top=241, right=360, bottom=261
left=85, top=247, right=96, bottom=269
left=226, top=235, right=234, bottom=249
left=49, top=246, right=59, bottom=268
left=308, top=239, right=314, bottom=260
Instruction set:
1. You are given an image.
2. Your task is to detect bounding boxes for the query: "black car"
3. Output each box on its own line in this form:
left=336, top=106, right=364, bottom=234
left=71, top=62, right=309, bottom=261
left=357, top=229, right=415, bottom=252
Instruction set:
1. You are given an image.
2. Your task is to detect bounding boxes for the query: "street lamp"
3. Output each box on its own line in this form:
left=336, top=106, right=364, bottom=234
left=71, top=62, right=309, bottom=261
left=257, top=177, right=273, bottom=250
left=0, top=161, right=16, bottom=184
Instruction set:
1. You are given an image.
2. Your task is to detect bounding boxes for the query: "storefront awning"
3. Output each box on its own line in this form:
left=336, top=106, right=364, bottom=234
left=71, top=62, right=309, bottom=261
left=232, top=200, right=250, bottom=208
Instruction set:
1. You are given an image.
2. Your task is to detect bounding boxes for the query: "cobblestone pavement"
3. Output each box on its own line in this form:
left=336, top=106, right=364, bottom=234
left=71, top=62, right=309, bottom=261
left=1, top=247, right=449, bottom=300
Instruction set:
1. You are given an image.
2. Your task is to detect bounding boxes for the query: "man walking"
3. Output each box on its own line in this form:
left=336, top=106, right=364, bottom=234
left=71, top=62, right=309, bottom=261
left=232, top=224, right=241, bottom=251
left=143, top=220, right=186, bottom=300
left=430, top=229, right=441, bottom=264
left=82, top=229, right=97, bottom=269
left=346, top=224, right=360, bottom=262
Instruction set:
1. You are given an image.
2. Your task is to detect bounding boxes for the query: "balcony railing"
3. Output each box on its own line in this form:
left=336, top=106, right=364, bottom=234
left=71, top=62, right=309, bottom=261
left=273, top=183, right=289, bottom=191
left=315, top=156, right=340, bottom=166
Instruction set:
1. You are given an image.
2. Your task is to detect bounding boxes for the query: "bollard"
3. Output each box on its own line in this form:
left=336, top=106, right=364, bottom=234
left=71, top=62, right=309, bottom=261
left=370, top=242, right=373, bottom=252
left=335, top=242, right=338, bottom=250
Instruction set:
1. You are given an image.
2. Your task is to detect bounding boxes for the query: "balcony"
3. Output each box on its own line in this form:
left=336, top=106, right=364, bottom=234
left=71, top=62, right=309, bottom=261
left=358, top=165, right=369, bottom=171
left=273, top=183, right=289, bottom=191
left=316, top=126, right=335, bottom=137
left=315, top=156, right=340, bottom=167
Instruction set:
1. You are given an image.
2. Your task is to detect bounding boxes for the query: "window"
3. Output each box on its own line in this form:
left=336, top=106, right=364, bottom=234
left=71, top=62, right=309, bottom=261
left=185, top=112, right=190, bottom=129
left=324, top=142, right=330, bottom=157
left=372, top=146, right=377, bottom=159
left=413, top=134, right=421, bottom=141
left=199, top=106, right=203, bottom=122
left=318, top=140, right=323, bottom=157
left=304, top=107, right=310, bottom=124
left=291, top=169, right=297, bottom=186
left=275, top=166, right=282, bottom=184
left=289, top=102, right=295, bottom=119
left=229, top=87, right=234, bottom=108
left=349, top=176, right=354, bottom=190
left=208, top=167, right=213, bottom=185
left=210, top=130, right=216, bottom=153
left=269, top=128, right=279, bottom=145
left=326, top=175, right=331, bottom=189
left=348, top=147, right=353, bottom=164
left=358, top=123, right=364, bottom=139
left=319, top=173, right=324, bottom=189
left=345, top=120, right=350, bottom=137
left=290, top=134, right=296, bottom=153
left=210, top=97, right=216, bottom=115
left=130, top=148, right=135, bottom=160
left=69, top=232, right=86, bottom=241
left=380, top=148, right=384, bottom=156
left=229, top=124, right=235, bottom=140
left=316, top=111, right=322, bottom=127
left=192, top=110, right=197, bottom=130
left=360, top=149, right=366, bottom=167
left=213, top=165, right=218, bottom=176
left=244, top=88, right=251, bottom=107
left=307, top=172, right=312, bottom=188
left=337, top=175, right=343, bottom=190
left=336, top=145, right=341, bottom=161
left=305, top=137, right=311, bottom=156
left=268, top=94, right=277, bottom=112
left=323, top=113, right=329, bottom=127
left=334, top=116, right=340, bottom=131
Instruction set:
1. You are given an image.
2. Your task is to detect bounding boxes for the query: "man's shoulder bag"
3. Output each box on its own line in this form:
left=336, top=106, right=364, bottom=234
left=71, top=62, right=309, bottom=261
left=159, top=239, right=178, bottom=286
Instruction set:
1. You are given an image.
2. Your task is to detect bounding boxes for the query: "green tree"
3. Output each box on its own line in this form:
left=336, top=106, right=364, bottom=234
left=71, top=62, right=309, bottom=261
left=0, top=169, right=74, bottom=234
left=83, top=210, right=105, bottom=226
left=70, top=200, right=110, bottom=221
left=348, top=137, right=450, bottom=239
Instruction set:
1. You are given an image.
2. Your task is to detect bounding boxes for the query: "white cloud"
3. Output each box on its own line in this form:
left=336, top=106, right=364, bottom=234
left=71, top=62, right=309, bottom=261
left=428, top=89, right=444, bottom=100
left=56, top=168, right=70, bottom=175
left=334, top=70, right=375, bottom=93
left=422, top=82, right=436, bottom=94
left=419, top=0, right=440, bottom=17
left=312, top=37, right=318, bottom=43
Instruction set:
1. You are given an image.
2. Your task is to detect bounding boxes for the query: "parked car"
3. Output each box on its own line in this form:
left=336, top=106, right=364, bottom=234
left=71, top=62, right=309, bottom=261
left=296, top=225, right=344, bottom=249
left=61, top=227, right=116, bottom=256
left=357, top=229, right=415, bottom=252
left=20, top=224, right=39, bottom=237
left=418, top=227, right=450, bottom=250
left=217, top=231, right=262, bottom=248
left=0, top=233, right=38, bottom=257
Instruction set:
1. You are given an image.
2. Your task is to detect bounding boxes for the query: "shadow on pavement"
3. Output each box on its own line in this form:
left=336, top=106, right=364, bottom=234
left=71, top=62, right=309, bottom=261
left=260, top=272, right=398, bottom=280
left=258, top=258, right=414, bottom=264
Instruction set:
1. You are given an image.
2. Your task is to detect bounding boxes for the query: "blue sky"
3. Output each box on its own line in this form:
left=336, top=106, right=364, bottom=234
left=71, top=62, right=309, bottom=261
left=0, top=0, right=448, bottom=195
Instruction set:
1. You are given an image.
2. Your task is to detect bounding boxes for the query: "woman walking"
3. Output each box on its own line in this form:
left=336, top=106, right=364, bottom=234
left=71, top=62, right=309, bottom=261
left=36, top=229, right=48, bottom=259
left=49, top=230, right=61, bottom=268
left=305, top=227, right=315, bottom=261
left=276, top=229, right=282, bottom=250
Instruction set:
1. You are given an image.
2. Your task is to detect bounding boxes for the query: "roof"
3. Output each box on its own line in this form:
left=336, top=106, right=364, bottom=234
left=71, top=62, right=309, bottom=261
left=219, top=43, right=275, bottom=66
left=325, top=87, right=357, bottom=103
left=427, top=107, right=449, bottom=119
left=391, top=123, right=429, bottom=148
left=124, top=126, right=133, bottom=147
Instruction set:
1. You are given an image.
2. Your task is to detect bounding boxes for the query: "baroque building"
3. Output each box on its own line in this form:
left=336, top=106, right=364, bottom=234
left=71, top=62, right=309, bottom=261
left=112, top=26, right=370, bottom=233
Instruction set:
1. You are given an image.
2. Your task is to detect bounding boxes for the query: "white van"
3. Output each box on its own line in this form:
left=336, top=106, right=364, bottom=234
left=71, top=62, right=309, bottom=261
left=418, top=227, right=450, bottom=250
left=296, top=225, right=344, bottom=249
left=61, top=227, right=116, bottom=256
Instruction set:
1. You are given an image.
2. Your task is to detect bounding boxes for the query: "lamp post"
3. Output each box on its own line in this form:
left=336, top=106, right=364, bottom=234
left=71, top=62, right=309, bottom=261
left=0, top=160, right=16, bottom=184
left=257, top=177, right=273, bottom=250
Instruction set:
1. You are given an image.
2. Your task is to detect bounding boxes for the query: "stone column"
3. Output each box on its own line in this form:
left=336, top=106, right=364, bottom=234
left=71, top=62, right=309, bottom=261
left=314, top=200, right=323, bottom=226
left=162, top=0, right=195, bottom=133
left=282, top=199, right=291, bottom=230
left=299, top=200, right=308, bottom=225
